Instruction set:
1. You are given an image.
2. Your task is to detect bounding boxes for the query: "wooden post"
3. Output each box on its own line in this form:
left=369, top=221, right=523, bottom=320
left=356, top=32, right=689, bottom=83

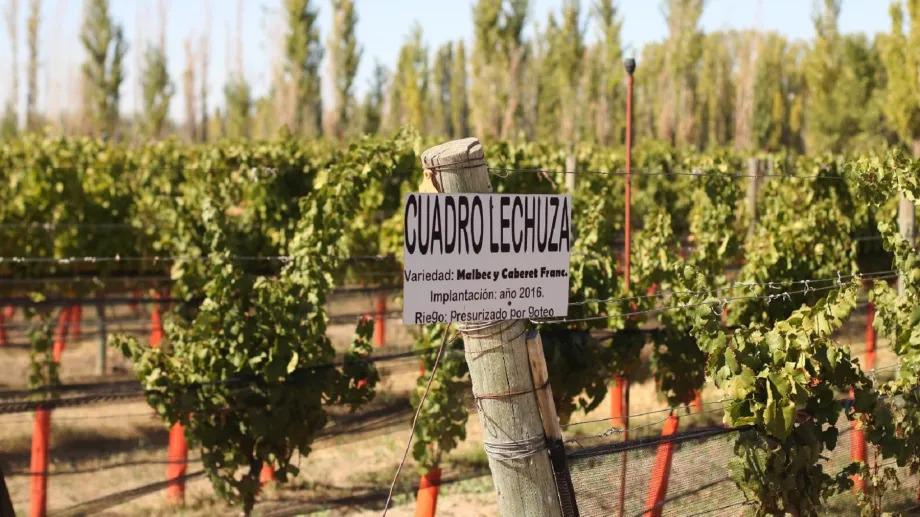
left=898, top=194, right=914, bottom=296
left=527, top=331, right=579, bottom=516
left=746, top=158, right=761, bottom=238
left=565, top=151, right=576, bottom=193
left=0, top=463, right=15, bottom=517
left=29, top=407, right=50, bottom=517
left=420, top=138, right=563, bottom=517
left=96, top=296, right=107, bottom=376
left=644, top=414, right=680, bottom=517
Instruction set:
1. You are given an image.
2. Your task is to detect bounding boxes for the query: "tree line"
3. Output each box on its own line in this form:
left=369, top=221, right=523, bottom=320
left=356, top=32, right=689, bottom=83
left=3, top=0, right=920, bottom=156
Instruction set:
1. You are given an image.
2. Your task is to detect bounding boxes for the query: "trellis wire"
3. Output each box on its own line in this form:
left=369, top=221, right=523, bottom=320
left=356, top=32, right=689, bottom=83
left=487, top=166, right=850, bottom=181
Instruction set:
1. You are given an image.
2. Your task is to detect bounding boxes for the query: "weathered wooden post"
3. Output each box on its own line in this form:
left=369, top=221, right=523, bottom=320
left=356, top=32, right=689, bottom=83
left=419, top=138, right=564, bottom=517
left=565, top=150, right=576, bottom=193
left=746, top=158, right=762, bottom=238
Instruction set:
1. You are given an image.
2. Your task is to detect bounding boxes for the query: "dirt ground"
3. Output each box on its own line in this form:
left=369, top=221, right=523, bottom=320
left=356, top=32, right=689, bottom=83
left=0, top=295, right=900, bottom=516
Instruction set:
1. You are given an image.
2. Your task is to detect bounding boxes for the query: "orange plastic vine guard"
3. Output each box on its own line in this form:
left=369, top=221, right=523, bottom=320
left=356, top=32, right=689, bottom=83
left=51, top=307, right=70, bottom=363
left=166, top=423, right=188, bottom=503
left=69, top=304, right=82, bottom=341
left=690, top=391, right=703, bottom=414
left=374, top=294, right=387, bottom=347
left=29, top=408, right=51, bottom=517
left=611, top=375, right=627, bottom=428
left=415, top=468, right=441, bottom=517
left=149, top=302, right=163, bottom=348
left=260, top=464, right=276, bottom=485
left=644, top=414, right=680, bottom=517
left=0, top=307, right=7, bottom=347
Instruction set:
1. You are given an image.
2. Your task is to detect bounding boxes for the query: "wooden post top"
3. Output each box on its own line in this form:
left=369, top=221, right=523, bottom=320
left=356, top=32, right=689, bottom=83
left=421, top=137, right=484, bottom=170
left=420, top=137, right=492, bottom=194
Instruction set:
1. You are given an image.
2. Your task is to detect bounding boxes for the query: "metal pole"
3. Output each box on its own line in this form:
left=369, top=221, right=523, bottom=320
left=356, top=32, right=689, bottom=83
left=95, top=295, right=107, bottom=376
left=624, top=58, right=635, bottom=292
left=618, top=57, right=636, bottom=517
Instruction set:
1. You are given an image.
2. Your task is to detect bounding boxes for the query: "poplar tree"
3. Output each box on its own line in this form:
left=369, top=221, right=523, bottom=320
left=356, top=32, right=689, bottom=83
left=695, top=32, right=734, bottom=149
left=586, top=0, right=624, bottom=145
left=2, top=0, right=19, bottom=137
left=803, top=0, right=843, bottom=152
left=25, top=0, right=39, bottom=130
left=182, top=38, right=198, bottom=141
left=658, top=0, right=703, bottom=146
left=359, top=61, right=387, bottom=134
left=284, top=0, right=323, bottom=137
left=449, top=41, right=469, bottom=138
left=327, top=0, right=360, bottom=138
left=470, top=0, right=529, bottom=139
left=537, top=0, right=585, bottom=144
left=753, top=34, right=798, bottom=151
left=429, top=42, right=453, bottom=137
left=225, top=1, right=250, bottom=139
left=386, top=24, right=427, bottom=132
left=635, top=41, right=666, bottom=141
left=224, top=79, right=251, bottom=139
left=879, top=0, right=920, bottom=154
left=199, top=33, right=210, bottom=142
left=80, top=0, right=127, bottom=137
left=804, top=0, right=880, bottom=152
left=140, top=45, right=173, bottom=138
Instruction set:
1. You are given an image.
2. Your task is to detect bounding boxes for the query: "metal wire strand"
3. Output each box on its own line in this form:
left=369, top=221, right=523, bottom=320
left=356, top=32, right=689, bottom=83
left=482, top=434, right=547, bottom=462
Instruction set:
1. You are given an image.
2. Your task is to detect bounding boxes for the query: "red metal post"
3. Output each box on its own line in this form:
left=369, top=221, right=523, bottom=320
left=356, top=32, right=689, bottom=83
left=644, top=414, right=680, bottom=517
left=29, top=408, right=51, bottom=517
left=616, top=58, right=637, bottom=517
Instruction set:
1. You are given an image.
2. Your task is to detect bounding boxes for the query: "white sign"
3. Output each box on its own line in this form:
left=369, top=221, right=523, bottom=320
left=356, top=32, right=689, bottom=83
left=402, top=193, right=572, bottom=324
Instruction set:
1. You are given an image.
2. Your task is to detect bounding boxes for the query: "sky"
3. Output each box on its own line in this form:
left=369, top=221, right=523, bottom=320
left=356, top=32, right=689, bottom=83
left=0, top=0, right=896, bottom=125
